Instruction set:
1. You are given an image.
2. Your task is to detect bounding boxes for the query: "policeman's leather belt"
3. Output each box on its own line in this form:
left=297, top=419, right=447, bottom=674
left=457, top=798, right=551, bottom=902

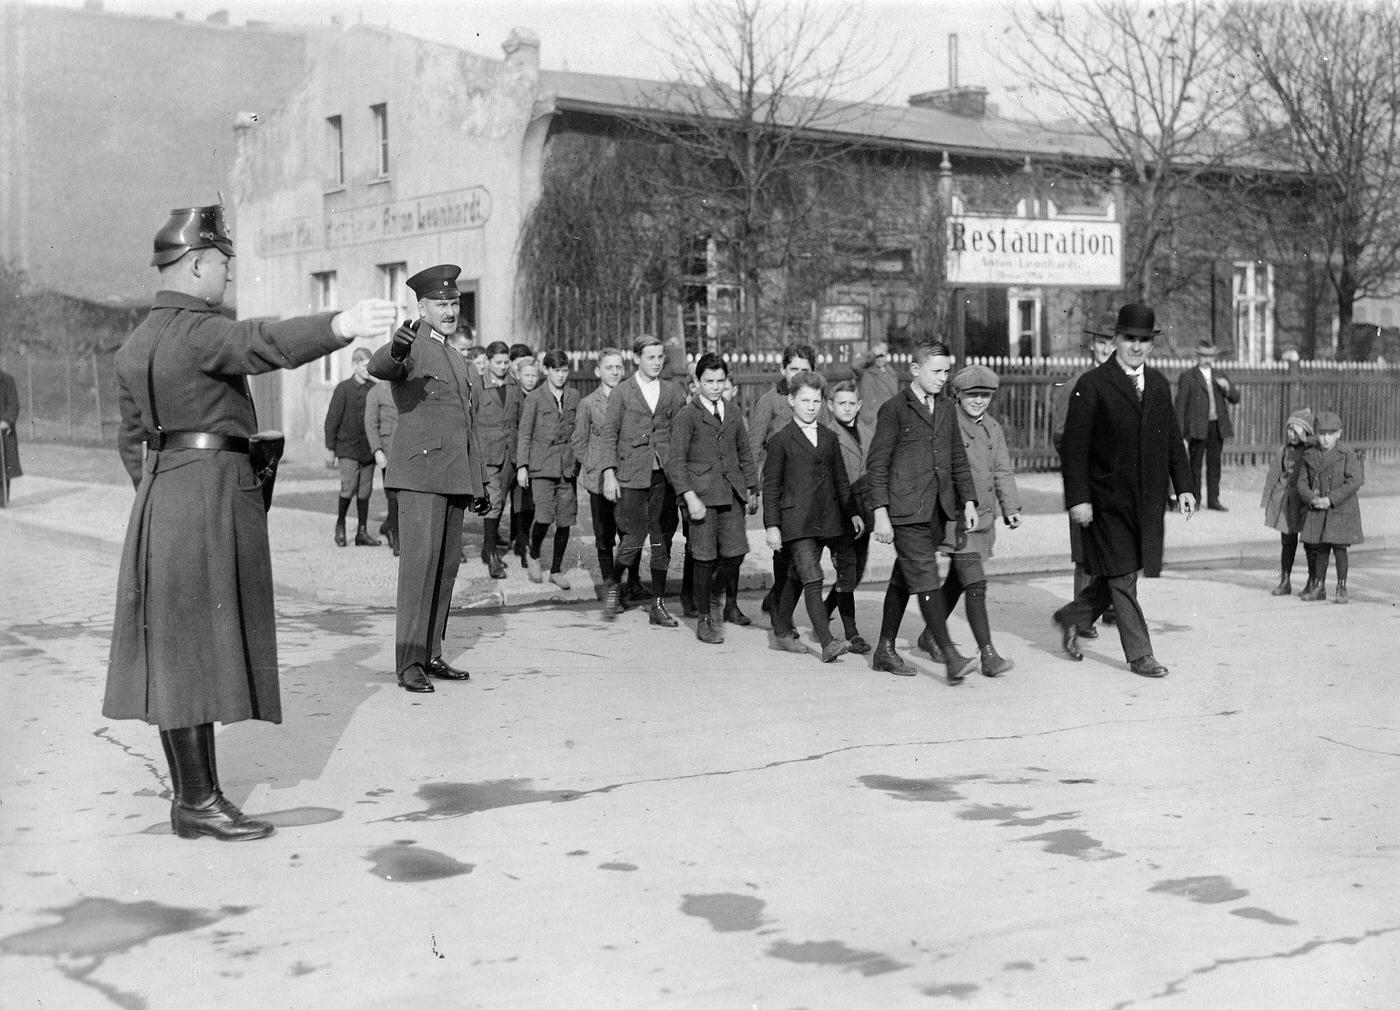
left=153, top=431, right=251, bottom=454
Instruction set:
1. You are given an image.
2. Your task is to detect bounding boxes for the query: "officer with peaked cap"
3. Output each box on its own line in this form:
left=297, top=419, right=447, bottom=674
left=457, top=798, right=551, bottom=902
left=105, top=203, right=397, bottom=841
left=368, top=264, right=488, bottom=694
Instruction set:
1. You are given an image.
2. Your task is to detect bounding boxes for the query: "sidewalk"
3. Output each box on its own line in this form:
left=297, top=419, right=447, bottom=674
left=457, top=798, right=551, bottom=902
left=5, top=468, right=1395, bottom=609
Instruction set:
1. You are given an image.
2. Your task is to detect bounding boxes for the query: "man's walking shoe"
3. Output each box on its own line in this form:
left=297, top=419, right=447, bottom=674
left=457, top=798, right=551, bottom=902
left=425, top=657, right=470, bottom=681
left=648, top=597, right=678, bottom=627
left=916, top=629, right=943, bottom=662
left=979, top=645, right=1014, bottom=678
left=397, top=664, right=434, bottom=693
left=1270, top=572, right=1292, bottom=596
left=334, top=520, right=347, bottom=547
left=940, top=645, right=977, bottom=684
left=722, top=603, right=752, bottom=626
left=1052, top=611, right=1084, bottom=661
left=848, top=634, right=871, bottom=655
left=487, top=553, right=508, bottom=580
left=1299, top=581, right=1328, bottom=602
left=602, top=582, right=623, bottom=621
left=821, top=638, right=851, bottom=663
left=172, top=796, right=275, bottom=841
left=526, top=556, right=544, bottom=583
left=871, top=638, right=914, bottom=676
left=1333, top=580, right=1349, bottom=604
left=769, top=629, right=808, bottom=654
left=1077, top=623, right=1099, bottom=638
left=696, top=617, right=725, bottom=645
left=1130, top=655, right=1169, bottom=678
left=355, top=526, right=382, bottom=547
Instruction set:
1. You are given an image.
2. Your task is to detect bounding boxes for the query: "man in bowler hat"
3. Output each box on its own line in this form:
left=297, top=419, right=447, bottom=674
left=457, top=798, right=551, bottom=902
left=1174, top=340, right=1241, bottom=511
left=368, top=265, right=488, bottom=693
left=105, top=203, right=397, bottom=840
left=1053, top=303, right=1195, bottom=679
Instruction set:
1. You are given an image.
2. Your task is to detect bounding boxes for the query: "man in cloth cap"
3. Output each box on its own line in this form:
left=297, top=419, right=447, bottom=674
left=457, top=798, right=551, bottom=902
left=1174, top=339, right=1241, bottom=511
left=368, top=265, right=489, bottom=694
left=105, top=203, right=397, bottom=841
left=1051, top=310, right=1119, bottom=638
left=1053, top=303, right=1195, bottom=679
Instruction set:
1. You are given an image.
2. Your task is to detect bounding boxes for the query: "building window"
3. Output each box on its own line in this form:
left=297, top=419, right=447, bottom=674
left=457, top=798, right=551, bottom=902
left=312, top=271, right=338, bottom=382
left=326, top=115, right=344, bottom=187
left=379, top=262, right=409, bottom=324
left=679, top=236, right=739, bottom=354
left=370, top=103, right=390, bottom=177
left=1233, top=261, right=1274, bottom=363
left=1007, top=287, right=1044, bottom=359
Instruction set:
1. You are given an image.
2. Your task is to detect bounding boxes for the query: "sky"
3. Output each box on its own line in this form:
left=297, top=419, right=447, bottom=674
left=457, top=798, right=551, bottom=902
left=42, top=0, right=1054, bottom=117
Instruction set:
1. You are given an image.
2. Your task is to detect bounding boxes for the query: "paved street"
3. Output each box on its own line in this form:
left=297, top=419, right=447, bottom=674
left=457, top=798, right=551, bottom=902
left=2, top=463, right=1399, bottom=1009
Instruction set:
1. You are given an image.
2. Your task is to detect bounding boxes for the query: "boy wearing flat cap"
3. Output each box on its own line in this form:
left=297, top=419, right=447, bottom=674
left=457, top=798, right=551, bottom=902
left=1174, top=340, right=1241, bottom=511
left=369, top=264, right=489, bottom=694
left=1297, top=411, right=1364, bottom=603
left=106, top=202, right=397, bottom=841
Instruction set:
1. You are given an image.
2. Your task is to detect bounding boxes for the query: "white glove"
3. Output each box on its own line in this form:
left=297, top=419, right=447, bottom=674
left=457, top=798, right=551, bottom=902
left=332, top=299, right=398, bottom=341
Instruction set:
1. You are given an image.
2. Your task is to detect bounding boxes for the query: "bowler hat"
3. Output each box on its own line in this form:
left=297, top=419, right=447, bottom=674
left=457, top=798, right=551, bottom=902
left=1082, top=310, right=1118, bottom=342
left=150, top=204, right=234, bottom=267
left=1194, top=340, right=1219, bottom=357
left=951, top=364, right=999, bottom=395
left=407, top=264, right=462, bottom=301
left=1314, top=411, right=1342, bottom=433
left=1114, top=303, right=1159, bottom=339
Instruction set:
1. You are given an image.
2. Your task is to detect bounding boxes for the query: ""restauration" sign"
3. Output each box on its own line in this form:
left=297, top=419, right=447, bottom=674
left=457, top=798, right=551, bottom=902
left=945, top=215, right=1121, bottom=288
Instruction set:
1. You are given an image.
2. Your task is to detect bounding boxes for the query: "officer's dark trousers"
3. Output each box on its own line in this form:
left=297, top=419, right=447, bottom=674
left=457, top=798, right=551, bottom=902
left=1057, top=571, right=1151, bottom=663
left=395, top=490, right=468, bottom=675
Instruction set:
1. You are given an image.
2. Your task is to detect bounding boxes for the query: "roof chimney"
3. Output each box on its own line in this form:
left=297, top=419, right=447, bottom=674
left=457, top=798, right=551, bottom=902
left=909, top=34, right=988, bottom=117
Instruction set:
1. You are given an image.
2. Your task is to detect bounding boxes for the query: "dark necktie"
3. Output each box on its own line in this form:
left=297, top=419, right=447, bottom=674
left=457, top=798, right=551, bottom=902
left=714, top=401, right=723, bottom=423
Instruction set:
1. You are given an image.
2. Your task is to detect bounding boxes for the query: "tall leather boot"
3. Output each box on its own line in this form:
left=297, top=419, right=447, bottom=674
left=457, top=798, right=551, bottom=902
left=162, top=725, right=274, bottom=841
left=1270, top=571, right=1292, bottom=596
left=602, top=581, right=622, bottom=621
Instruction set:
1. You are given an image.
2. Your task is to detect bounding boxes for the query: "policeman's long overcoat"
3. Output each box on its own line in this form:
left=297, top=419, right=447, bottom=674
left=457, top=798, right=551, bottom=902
left=105, top=292, right=344, bottom=728
left=1060, top=355, right=1192, bottom=578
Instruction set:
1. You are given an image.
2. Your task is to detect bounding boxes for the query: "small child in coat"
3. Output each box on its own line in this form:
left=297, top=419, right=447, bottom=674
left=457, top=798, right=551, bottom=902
left=517, top=350, right=581, bottom=589
left=1259, top=407, right=1315, bottom=596
left=762, top=370, right=863, bottom=663
left=1297, top=411, right=1364, bottom=604
left=822, top=380, right=873, bottom=654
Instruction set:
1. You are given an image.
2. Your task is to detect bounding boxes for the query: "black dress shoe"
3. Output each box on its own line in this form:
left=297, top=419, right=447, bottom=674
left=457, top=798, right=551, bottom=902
left=1053, top=612, right=1083, bottom=661
left=1208, top=502, right=1228, bottom=512
left=172, top=797, right=275, bottom=841
left=1129, top=655, right=1169, bottom=678
left=848, top=634, right=872, bottom=655
left=425, top=657, right=470, bottom=680
left=397, top=664, right=434, bottom=692
left=1078, top=624, right=1099, bottom=639
left=334, top=521, right=347, bottom=547
left=355, top=527, right=382, bottom=547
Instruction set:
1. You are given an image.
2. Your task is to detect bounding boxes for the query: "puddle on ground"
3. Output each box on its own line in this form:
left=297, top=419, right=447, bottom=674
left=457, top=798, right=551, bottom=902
left=262, top=807, right=343, bottom=827
left=1148, top=875, right=1248, bottom=903
left=1004, top=961, right=1035, bottom=971
left=366, top=842, right=474, bottom=883
left=680, top=893, right=767, bottom=932
left=858, top=774, right=988, bottom=802
left=1231, top=907, right=1297, bottom=925
left=1059, top=778, right=1096, bottom=784
left=387, top=779, right=581, bottom=821
left=598, top=862, right=637, bottom=871
left=922, top=982, right=980, bottom=999
left=1018, top=829, right=1124, bottom=861
left=766, top=939, right=907, bottom=976
left=957, top=804, right=1081, bottom=828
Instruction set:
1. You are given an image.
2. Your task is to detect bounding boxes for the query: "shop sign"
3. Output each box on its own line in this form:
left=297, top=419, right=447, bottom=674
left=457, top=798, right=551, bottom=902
left=946, top=215, right=1121, bottom=288
left=254, top=187, right=492, bottom=257
left=819, top=304, right=866, bottom=343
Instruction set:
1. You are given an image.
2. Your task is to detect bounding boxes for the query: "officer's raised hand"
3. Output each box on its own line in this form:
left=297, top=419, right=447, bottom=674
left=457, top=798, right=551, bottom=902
left=331, top=299, right=397, bottom=342
left=389, top=319, right=418, bottom=361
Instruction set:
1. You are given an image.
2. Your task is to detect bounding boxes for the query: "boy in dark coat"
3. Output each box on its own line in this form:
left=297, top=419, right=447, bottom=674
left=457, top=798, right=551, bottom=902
left=1054, top=303, right=1195, bottom=678
left=668, top=353, right=758, bottom=644
left=106, top=203, right=396, bottom=840
left=1297, top=411, right=1364, bottom=604
left=762, top=370, right=863, bottom=663
left=473, top=340, right=523, bottom=578
left=323, top=346, right=381, bottom=546
left=516, top=349, right=582, bottom=589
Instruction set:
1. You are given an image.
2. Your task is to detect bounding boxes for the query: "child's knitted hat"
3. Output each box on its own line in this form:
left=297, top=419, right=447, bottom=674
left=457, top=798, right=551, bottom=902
left=1285, top=407, right=1315, bottom=439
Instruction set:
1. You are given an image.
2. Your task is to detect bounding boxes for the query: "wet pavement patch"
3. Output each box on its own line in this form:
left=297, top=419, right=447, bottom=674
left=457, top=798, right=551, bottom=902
left=388, top=779, right=581, bottom=821
left=1148, top=875, right=1248, bottom=903
left=680, top=893, right=767, bottom=932
left=1230, top=907, right=1298, bottom=925
left=598, top=862, right=638, bottom=871
left=366, top=842, right=475, bottom=883
left=921, top=981, right=979, bottom=999
left=859, top=774, right=988, bottom=802
left=1018, top=829, right=1124, bottom=860
left=766, top=939, right=907, bottom=976
left=262, top=807, right=343, bottom=827
left=1004, top=961, right=1035, bottom=971
left=956, top=804, right=1081, bottom=828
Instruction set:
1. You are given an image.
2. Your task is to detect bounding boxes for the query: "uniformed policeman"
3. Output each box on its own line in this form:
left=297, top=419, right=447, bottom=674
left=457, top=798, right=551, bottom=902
left=105, top=203, right=397, bottom=841
left=368, top=265, right=489, bottom=693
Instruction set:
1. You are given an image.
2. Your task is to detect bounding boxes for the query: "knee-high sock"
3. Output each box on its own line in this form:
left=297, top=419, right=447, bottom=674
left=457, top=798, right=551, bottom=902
left=1333, top=545, right=1348, bottom=582
left=878, top=581, right=911, bottom=642
left=1280, top=533, right=1298, bottom=574
left=917, top=589, right=954, bottom=649
left=651, top=567, right=668, bottom=599
left=529, top=521, right=549, bottom=560
left=834, top=590, right=857, bottom=638
left=940, top=563, right=966, bottom=618
left=803, top=583, right=834, bottom=645
left=1313, top=544, right=1331, bottom=585
left=681, top=547, right=695, bottom=605
left=551, top=527, right=570, bottom=573
left=482, top=517, right=501, bottom=560
left=336, top=496, right=351, bottom=524
left=1303, top=542, right=1318, bottom=581
left=774, top=568, right=802, bottom=634
left=723, top=555, right=741, bottom=606
left=355, top=496, right=371, bottom=528
left=694, top=559, right=715, bottom=617
left=964, top=581, right=992, bottom=649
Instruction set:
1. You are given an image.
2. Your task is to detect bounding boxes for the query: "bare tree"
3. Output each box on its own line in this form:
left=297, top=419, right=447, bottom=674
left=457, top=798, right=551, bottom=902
left=1228, top=0, right=1400, bottom=358
left=634, top=0, right=895, bottom=352
left=1003, top=0, right=1252, bottom=304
